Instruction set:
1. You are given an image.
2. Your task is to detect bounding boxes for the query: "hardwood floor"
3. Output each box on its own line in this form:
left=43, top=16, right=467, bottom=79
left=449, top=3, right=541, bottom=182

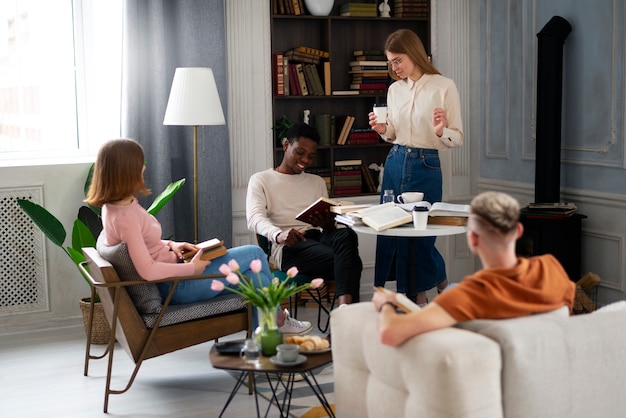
left=0, top=306, right=324, bottom=418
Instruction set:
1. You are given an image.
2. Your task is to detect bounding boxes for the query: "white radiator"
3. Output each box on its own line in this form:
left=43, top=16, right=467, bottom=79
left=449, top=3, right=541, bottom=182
left=0, top=186, right=49, bottom=314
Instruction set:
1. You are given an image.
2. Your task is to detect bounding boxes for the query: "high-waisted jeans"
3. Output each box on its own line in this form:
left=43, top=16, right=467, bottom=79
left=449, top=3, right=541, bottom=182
left=374, top=145, right=447, bottom=295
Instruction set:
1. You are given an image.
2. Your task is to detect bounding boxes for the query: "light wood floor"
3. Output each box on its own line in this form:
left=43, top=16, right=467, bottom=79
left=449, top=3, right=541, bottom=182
left=0, top=306, right=324, bottom=418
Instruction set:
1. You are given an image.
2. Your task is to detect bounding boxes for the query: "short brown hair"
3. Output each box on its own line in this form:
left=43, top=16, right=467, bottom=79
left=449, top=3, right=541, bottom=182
left=470, top=191, right=520, bottom=235
left=84, top=139, right=150, bottom=207
left=385, top=29, right=440, bottom=80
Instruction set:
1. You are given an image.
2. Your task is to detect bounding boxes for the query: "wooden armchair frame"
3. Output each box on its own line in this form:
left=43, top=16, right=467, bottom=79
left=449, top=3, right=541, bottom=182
left=79, top=248, right=252, bottom=412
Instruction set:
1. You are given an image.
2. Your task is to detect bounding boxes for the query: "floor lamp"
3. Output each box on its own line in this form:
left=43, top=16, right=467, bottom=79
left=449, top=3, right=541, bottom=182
left=163, top=67, right=225, bottom=243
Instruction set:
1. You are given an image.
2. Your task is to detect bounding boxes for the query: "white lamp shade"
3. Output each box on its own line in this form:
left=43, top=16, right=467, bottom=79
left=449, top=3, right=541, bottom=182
left=163, top=67, right=226, bottom=126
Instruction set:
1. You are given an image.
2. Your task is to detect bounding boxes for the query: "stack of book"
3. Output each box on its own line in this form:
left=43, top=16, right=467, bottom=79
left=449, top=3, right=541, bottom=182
left=333, top=159, right=363, bottom=196
left=272, top=0, right=306, bottom=15
left=284, top=46, right=329, bottom=64
left=393, top=0, right=430, bottom=18
left=347, top=129, right=380, bottom=145
left=521, top=202, right=578, bottom=219
left=349, top=50, right=389, bottom=94
left=339, top=2, right=377, bottom=16
left=353, top=50, right=386, bottom=61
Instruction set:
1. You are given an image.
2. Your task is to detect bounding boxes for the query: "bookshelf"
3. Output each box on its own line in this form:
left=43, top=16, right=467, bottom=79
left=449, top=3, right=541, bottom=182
left=270, top=0, right=430, bottom=198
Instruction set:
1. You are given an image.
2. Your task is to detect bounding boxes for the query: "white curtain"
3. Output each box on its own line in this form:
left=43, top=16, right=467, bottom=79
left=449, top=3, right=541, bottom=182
left=121, top=0, right=232, bottom=245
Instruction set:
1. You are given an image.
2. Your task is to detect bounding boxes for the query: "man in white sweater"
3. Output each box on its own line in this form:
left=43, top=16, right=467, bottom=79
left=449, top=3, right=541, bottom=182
left=246, top=123, right=363, bottom=307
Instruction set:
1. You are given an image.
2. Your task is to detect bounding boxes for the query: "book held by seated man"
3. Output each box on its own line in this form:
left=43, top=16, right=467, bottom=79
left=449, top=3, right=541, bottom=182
left=182, top=238, right=227, bottom=261
left=295, top=196, right=369, bottom=225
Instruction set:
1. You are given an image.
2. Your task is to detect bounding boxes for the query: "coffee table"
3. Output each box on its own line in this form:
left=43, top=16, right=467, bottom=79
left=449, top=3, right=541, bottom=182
left=209, top=343, right=334, bottom=418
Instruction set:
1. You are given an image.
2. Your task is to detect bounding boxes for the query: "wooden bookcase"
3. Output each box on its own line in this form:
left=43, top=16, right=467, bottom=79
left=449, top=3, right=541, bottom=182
left=270, top=1, right=430, bottom=198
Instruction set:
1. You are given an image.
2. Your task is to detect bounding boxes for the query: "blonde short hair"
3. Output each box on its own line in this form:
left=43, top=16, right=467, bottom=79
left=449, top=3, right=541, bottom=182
left=470, top=191, right=520, bottom=235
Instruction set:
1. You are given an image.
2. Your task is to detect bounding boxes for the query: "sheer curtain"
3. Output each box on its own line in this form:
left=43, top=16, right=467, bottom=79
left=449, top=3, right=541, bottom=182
left=120, top=0, right=232, bottom=245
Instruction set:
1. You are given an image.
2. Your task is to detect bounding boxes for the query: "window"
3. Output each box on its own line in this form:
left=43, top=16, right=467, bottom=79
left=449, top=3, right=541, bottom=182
left=0, top=0, right=123, bottom=163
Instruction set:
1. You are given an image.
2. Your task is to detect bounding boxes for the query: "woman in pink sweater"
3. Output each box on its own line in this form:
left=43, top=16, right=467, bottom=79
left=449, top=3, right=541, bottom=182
left=85, top=139, right=311, bottom=335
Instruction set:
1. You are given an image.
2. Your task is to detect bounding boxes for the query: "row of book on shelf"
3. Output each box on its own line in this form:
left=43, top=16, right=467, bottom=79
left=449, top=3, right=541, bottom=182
left=296, top=197, right=471, bottom=232
left=271, top=0, right=306, bottom=15
left=308, top=159, right=380, bottom=196
left=388, top=0, right=430, bottom=18
left=274, top=49, right=331, bottom=97
left=274, top=47, right=392, bottom=97
left=312, top=113, right=381, bottom=146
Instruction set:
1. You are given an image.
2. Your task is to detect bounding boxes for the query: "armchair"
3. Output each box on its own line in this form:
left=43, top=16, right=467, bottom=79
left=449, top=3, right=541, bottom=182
left=79, top=245, right=252, bottom=412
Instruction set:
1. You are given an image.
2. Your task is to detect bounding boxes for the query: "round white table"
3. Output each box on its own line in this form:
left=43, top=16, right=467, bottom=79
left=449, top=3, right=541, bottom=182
left=352, top=224, right=466, bottom=237
left=352, top=223, right=467, bottom=300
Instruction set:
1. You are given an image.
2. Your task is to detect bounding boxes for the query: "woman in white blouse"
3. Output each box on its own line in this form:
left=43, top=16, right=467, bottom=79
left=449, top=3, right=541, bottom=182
left=368, top=29, right=464, bottom=306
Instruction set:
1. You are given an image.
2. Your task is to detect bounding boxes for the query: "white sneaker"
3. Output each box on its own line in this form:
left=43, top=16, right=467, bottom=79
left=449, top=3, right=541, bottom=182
left=278, top=309, right=312, bottom=336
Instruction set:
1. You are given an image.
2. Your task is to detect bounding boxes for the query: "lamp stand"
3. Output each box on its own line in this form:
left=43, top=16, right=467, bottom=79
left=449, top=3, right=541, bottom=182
left=192, top=125, right=199, bottom=243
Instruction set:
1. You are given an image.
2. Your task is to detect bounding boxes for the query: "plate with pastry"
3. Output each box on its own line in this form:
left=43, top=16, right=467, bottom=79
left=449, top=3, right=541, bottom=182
left=284, top=335, right=331, bottom=354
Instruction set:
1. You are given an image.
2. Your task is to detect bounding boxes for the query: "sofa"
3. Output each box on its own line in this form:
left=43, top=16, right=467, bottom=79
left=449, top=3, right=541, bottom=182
left=331, top=301, right=626, bottom=418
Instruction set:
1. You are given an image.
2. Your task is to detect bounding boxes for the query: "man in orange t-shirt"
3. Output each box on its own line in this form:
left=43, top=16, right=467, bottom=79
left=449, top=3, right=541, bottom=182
left=372, top=191, right=575, bottom=347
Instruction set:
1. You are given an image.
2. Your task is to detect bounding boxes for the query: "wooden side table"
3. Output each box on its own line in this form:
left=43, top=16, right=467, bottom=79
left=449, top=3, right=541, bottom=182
left=209, top=343, right=334, bottom=418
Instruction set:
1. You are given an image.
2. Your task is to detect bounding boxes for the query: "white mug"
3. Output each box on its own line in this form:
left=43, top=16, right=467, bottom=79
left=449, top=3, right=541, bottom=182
left=276, top=343, right=300, bottom=363
left=398, top=192, right=424, bottom=204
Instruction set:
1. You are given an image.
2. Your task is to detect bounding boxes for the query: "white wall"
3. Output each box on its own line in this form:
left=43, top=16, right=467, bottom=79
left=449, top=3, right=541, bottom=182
left=0, top=163, right=92, bottom=334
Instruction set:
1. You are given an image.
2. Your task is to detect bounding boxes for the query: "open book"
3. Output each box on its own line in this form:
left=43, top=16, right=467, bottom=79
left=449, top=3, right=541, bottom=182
left=404, top=201, right=471, bottom=226
left=353, top=202, right=412, bottom=231
left=406, top=201, right=471, bottom=217
left=182, top=238, right=227, bottom=261
left=375, top=287, right=420, bottom=313
left=295, top=197, right=368, bottom=225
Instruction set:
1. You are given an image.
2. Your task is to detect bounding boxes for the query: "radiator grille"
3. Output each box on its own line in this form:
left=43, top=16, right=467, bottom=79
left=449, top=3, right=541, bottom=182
left=0, top=187, right=49, bottom=314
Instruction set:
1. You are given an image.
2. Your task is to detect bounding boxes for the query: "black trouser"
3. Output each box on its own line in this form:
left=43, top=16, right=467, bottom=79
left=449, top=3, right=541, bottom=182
left=281, top=228, right=362, bottom=302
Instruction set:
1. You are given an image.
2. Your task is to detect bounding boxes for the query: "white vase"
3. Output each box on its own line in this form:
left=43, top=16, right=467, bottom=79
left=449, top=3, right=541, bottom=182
left=304, top=0, right=334, bottom=16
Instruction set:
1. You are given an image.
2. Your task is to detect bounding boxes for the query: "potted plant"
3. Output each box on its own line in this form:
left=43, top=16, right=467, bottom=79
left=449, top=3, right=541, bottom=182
left=18, top=164, right=185, bottom=343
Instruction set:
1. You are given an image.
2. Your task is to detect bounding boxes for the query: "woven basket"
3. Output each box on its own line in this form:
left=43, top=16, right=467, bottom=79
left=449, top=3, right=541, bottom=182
left=79, top=297, right=111, bottom=344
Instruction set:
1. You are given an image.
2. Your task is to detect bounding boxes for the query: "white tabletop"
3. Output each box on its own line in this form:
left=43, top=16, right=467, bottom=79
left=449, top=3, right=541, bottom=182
left=352, top=223, right=466, bottom=237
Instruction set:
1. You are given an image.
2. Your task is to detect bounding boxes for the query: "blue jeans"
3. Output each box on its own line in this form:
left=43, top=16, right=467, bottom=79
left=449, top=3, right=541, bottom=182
left=157, top=244, right=272, bottom=327
left=374, top=145, right=447, bottom=296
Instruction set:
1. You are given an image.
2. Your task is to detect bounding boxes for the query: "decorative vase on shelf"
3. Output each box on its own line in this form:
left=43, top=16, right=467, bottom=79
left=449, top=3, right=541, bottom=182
left=304, top=0, right=334, bottom=16
left=257, top=306, right=282, bottom=356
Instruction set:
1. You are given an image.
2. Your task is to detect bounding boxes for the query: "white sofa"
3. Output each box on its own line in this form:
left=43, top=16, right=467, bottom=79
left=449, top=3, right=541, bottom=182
left=331, top=302, right=626, bottom=418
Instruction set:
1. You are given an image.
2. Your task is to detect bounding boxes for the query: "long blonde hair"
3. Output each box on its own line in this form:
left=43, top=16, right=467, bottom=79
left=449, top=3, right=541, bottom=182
left=385, top=29, right=440, bottom=80
left=85, top=139, right=151, bottom=207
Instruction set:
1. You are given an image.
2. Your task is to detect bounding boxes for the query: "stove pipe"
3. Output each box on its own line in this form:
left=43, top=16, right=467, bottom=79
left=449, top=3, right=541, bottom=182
left=535, top=16, right=572, bottom=203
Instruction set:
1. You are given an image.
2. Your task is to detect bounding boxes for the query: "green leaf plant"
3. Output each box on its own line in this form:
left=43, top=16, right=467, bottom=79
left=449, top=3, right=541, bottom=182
left=17, top=164, right=185, bottom=302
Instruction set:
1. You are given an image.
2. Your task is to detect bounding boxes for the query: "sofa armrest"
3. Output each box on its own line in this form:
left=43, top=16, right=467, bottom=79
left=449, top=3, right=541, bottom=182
left=331, top=302, right=504, bottom=418
left=474, top=307, right=626, bottom=418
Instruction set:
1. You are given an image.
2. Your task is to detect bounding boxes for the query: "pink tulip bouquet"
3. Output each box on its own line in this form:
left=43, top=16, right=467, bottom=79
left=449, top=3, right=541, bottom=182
left=211, top=259, right=324, bottom=330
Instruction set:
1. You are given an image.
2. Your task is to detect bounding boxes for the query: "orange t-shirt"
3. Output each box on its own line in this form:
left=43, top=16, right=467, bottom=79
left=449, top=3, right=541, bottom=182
left=434, top=254, right=575, bottom=322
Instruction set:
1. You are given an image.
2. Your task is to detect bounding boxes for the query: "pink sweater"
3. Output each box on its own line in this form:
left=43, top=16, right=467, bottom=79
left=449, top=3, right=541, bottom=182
left=102, top=199, right=194, bottom=281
